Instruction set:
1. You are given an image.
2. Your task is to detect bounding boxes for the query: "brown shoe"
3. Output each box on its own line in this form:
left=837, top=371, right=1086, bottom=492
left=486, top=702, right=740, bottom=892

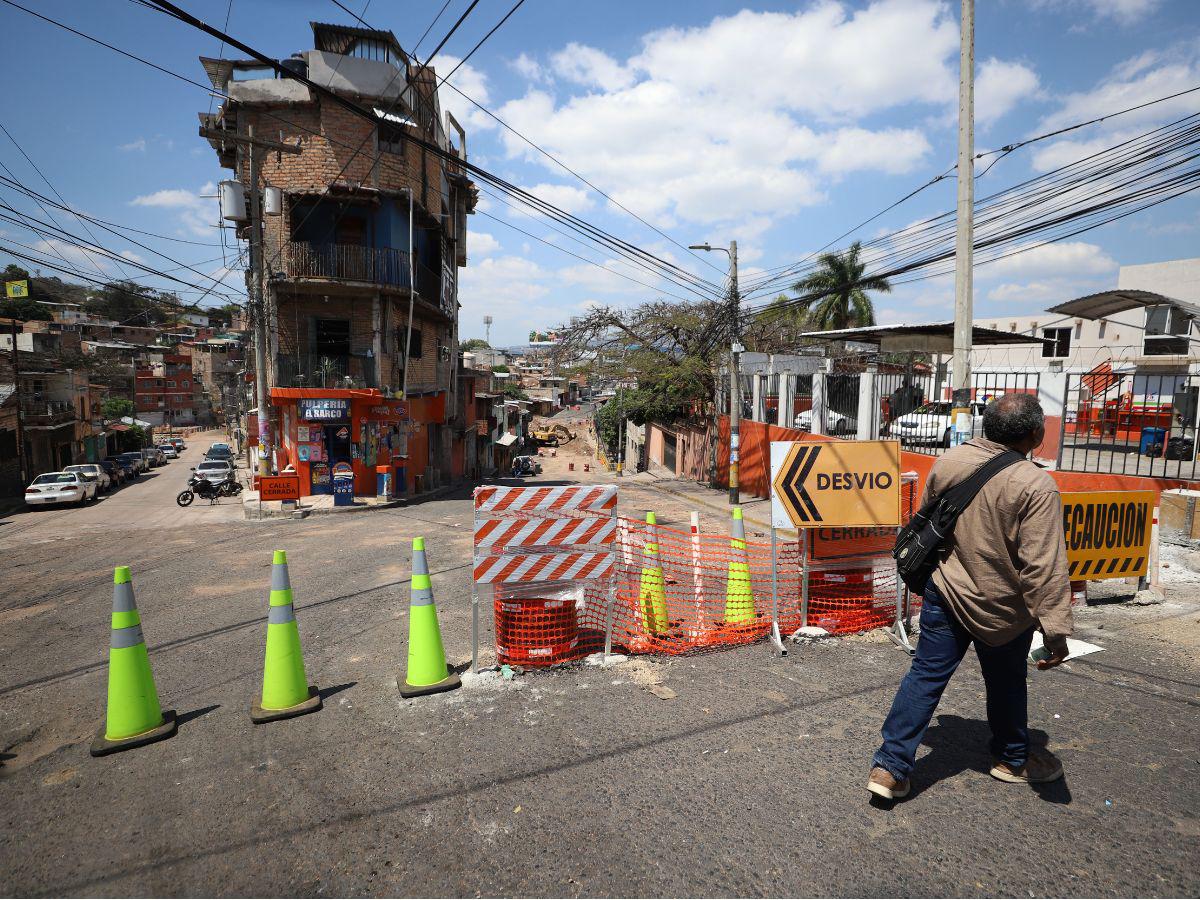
left=990, top=748, right=1064, bottom=784
left=867, top=766, right=910, bottom=800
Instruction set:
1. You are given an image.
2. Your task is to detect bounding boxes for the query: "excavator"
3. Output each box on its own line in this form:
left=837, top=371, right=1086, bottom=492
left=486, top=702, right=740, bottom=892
left=530, top=422, right=575, bottom=447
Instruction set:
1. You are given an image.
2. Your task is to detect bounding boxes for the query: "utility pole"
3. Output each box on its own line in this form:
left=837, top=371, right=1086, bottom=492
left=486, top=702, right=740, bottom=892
left=484, top=314, right=492, bottom=346
left=247, top=126, right=272, bottom=479
left=951, top=0, right=975, bottom=439
left=727, top=240, right=740, bottom=504
left=10, top=318, right=26, bottom=484
left=200, top=123, right=298, bottom=477
left=689, top=239, right=740, bottom=504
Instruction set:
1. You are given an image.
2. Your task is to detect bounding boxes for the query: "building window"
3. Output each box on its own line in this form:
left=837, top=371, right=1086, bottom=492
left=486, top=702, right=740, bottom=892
left=1144, top=305, right=1192, bottom=356
left=379, top=121, right=405, bottom=156
left=1042, top=327, right=1071, bottom=359
left=314, top=318, right=351, bottom=357
left=350, top=38, right=400, bottom=66
left=1098, top=320, right=1107, bottom=338
left=397, top=327, right=423, bottom=359
left=166, top=380, right=176, bottom=388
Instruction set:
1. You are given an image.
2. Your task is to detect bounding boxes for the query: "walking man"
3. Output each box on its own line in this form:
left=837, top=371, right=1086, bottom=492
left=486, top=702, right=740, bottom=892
left=868, top=394, right=1072, bottom=800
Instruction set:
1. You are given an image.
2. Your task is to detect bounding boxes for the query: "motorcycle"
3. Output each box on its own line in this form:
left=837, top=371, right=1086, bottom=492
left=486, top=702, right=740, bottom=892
left=217, top=475, right=244, bottom=498
left=177, top=472, right=223, bottom=507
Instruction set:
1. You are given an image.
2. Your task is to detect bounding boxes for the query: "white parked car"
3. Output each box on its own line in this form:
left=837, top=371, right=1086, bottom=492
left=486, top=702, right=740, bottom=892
left=64, top=463, right=112, bottom=493
left=886, top=401, right=988, bottom=447
left=794, top=408, right=859, bottom=435
left=157, top=443, right=180, bottom=459
left=25, top=471, right=97, bottom=507
left=194, top=459, right=234, bottom=485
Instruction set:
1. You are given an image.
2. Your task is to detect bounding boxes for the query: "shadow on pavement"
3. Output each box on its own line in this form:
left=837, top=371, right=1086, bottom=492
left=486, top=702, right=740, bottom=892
left=176, top=704, right=221, bottom=728
left=905, top=713, right=1070, bottom=804
left=317, top=682, right=357, bottom=702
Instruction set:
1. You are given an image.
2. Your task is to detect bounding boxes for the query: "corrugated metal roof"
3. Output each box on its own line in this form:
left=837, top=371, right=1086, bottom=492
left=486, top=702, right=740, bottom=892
left=1047, top=289, right=1200, bottom=320
left=794, top=322, right=1041, bottom=347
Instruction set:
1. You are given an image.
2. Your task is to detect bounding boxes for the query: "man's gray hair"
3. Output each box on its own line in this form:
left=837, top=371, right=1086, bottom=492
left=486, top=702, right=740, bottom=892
left=982, top=393, right=1045, bottom=444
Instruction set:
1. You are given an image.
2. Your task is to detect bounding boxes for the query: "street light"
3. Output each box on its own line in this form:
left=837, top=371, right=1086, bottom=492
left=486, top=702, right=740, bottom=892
left=690, top=240, right=740, bottom=504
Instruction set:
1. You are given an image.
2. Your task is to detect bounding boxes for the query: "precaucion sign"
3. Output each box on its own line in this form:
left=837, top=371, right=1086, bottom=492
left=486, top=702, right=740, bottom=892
left=1060, top=490, right=1154, bottom=580
left=771, top=439, right=901, bottom=528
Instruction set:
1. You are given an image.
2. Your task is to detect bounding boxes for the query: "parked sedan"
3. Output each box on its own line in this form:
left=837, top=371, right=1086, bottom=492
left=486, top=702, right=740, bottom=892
left=25, top=471, right=97, bottom=507
left=141, top=447, right=165, bottom=468
left=794, top=408, right=859, bottom=435
left=98, top=458, right=125, bottom=487
left=170, top=438, right=186, bottom=451
left=884, top=401, right=988, bottom=447
left=194, top=459, right=235, bottom=485
left=205, top=445, right=234, bottom=462
left=107, top=455, right=139, bottom=480
left=64, top=463, right=112, bottom=493
left=157, top=443, right=180, bottom=459
left=120, top=451, right=148, bottom=474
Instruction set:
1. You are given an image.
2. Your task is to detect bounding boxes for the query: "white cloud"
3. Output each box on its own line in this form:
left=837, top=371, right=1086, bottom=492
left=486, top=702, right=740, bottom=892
left=495, top=1, right=974, bottom=232
left=470, top=231, right=501, bottom=256
left=435, top=55, right=495, bottom=135
left=986, top=277, right=1107, bottom=305
left=29, top=238, right=114, bottom=276
left=118, top=138, right=146, bottom=152
left=119, top=250, right=146, bottom=264
left=551, top=43, right=635, bottom=91
left=1031, top=44, right=1200, bottom=170
left=129, top=182, right=216, bottom=238
left=519, top=183, right=594, bottom=215
left=1028, top=0, right=1162, bottom=24
left=987, top=241, right=1119, bottom=279
left=976, top=58, right=1040, bottom=125
left=511, top=52, right=551, bottom=84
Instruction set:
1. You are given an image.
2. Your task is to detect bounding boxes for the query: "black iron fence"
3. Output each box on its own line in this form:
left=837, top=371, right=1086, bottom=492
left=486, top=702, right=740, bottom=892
left=1057, top=370, right=1200, bottom=480
left=877, top=371, right=1040, bottom=456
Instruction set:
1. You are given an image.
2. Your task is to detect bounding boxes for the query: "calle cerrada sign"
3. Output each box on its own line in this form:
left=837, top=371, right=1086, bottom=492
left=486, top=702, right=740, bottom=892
left=770, top=439, right=902, bottom=529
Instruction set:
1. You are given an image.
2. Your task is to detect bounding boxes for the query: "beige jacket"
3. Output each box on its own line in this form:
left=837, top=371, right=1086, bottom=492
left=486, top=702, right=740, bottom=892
left=922, top=438, right=1073, bottom=646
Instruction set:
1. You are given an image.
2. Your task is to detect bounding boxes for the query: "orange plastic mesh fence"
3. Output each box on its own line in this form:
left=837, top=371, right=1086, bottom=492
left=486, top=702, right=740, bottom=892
left=490, top=479, right=919, bottom=664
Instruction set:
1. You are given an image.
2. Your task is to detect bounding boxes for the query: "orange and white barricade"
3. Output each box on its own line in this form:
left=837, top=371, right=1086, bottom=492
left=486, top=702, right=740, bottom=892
left=471, top=485, right=619, bottom=670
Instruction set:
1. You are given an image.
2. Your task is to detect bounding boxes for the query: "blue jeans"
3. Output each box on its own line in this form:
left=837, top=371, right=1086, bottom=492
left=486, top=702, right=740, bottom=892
left=872, top=582, right=1035, bottom=781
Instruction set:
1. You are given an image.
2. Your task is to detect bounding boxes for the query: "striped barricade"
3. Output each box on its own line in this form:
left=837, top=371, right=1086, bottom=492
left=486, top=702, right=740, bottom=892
left=471, top=485, right=618, bottom=670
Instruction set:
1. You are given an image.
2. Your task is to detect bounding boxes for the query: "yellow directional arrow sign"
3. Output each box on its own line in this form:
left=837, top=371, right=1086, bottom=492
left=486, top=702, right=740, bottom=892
left=770, top=440, right=901, bottom=528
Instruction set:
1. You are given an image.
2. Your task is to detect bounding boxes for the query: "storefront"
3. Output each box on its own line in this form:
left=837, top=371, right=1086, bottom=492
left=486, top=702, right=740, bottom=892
left=270, top=388, right=445, bottom=498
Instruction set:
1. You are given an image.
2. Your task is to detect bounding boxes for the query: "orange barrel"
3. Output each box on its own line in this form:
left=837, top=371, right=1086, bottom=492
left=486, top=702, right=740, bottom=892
left=808, top=566, right=881, bottom=634
left=494, top=593, right=580, bottom=666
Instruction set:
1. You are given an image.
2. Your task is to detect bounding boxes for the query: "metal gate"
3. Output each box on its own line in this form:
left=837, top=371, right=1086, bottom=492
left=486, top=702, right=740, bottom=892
left=878, top=371, right=1041, bottom=457
left=1057, top=370, right=1200, bottom=480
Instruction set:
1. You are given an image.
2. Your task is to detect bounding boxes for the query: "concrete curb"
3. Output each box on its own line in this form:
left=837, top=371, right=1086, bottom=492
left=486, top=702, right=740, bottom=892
left=243, top=484, right=455, bottom=520
left=632, top=479, right=775, bottom=532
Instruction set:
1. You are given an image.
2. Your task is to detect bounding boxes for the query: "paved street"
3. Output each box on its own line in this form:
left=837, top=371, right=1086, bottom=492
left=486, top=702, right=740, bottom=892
left=1, top=447, right=1198, bottom=897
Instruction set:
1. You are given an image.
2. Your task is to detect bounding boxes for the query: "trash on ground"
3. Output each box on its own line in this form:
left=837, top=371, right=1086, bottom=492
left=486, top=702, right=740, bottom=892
left=1029, top=633, right=1105, bottom=662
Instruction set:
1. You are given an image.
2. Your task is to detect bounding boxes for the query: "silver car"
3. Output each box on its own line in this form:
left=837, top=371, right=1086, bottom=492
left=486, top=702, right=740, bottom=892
left=64, top=463, right=112, bottom=493
left=194, top=459, right=235, bottom=485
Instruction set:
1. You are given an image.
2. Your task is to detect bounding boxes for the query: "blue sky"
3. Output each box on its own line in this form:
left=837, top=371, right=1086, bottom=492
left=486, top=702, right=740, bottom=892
left=1, top=0, right=1198, bottom=346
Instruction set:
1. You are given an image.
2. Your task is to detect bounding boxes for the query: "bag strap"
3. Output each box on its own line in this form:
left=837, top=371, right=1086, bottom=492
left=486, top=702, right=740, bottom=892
left=939, top=449, right=1024, bottom=516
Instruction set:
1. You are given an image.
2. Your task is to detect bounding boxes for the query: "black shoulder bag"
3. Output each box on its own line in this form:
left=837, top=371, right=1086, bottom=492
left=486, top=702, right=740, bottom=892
left=892, top=450, right=1023, bottom=594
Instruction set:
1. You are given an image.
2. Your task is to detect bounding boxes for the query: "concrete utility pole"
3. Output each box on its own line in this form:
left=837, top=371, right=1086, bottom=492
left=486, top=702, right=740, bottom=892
left=689, top=240, right=740, bottom=504
left=951, top=0, right=975, bottom=433
left=199, top=123, right=298, bottom=477
left=10, top=318, right=26, bottom=484
left=247, top=128, right=272, bottom=479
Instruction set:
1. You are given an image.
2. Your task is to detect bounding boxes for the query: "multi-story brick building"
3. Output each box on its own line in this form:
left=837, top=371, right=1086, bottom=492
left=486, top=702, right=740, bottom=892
left=199, top=21, right=476, bottom=497
left=135, top=353, right=196, bottom=426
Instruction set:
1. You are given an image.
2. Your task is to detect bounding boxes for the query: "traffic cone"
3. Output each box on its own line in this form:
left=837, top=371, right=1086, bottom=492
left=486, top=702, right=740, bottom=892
left=639, top=512, right=669, bottom=634
left=398, top=537, right=461, bottom=698
left=90, top=566, right=177, bottom=756
left=724, top=507, right=756, bottom=624
left=251, top=550, right=321, bottom=723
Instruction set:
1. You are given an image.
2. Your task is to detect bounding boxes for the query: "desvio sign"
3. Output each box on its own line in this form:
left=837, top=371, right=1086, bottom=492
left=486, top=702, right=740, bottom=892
left=259, top=475, right=301, bottom=502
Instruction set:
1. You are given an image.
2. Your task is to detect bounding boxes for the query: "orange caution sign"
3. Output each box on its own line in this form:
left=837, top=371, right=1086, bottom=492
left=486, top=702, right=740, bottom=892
left=1060, top=490, right=1154, bottom=580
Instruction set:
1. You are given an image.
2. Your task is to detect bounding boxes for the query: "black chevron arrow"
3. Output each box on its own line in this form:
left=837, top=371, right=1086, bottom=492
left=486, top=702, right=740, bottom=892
left=777, top=445, right=823, bottom=523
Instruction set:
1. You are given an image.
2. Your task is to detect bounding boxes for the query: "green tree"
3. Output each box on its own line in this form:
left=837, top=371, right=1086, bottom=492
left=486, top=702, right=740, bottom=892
left=498, top=381, right=529, bottom=401
left=101, top=397, right=135, bottom=422
left=491, top=364, right=509, bottom=374
left=461, top=338, right=491, bottom=351
left=789, top=241, right=890, bottom=331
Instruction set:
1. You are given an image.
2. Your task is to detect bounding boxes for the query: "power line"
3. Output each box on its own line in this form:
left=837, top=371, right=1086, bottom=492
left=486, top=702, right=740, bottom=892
left=435, top=0, right=526, bottom=92
left=412, top=0, right=453, bottom=56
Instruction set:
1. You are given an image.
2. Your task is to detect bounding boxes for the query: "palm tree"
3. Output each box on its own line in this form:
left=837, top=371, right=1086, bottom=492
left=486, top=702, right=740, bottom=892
left=789, top=241, right=891, bottom=331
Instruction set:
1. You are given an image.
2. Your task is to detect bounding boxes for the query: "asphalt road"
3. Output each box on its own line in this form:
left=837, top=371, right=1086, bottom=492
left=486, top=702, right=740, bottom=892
left=1, top=454, right=1198, bottom=897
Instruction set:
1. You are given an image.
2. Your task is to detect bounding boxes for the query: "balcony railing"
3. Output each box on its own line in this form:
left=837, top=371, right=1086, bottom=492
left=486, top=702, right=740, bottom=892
left=20, top=400, right=76, bottom=426
left=276, top=353, right=378, bottom=390
left=282, top=242, right=451, bottom=315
